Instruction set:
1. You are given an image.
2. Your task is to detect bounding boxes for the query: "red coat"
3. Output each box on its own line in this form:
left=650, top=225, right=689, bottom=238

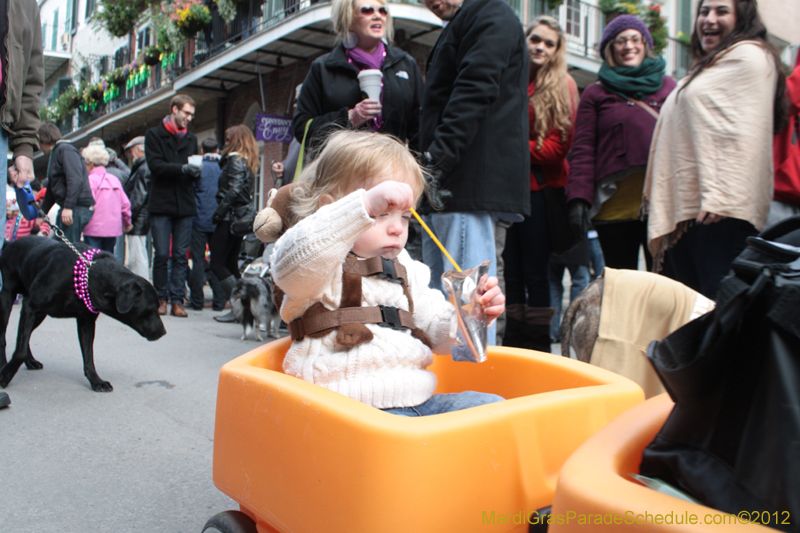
left=773, top=49, right=800, bottom=205
left=528, top=75, right=578, bottom=191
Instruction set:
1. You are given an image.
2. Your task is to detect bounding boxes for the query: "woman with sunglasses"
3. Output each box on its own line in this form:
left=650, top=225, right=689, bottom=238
left=292, top=0, right=423, bottom=151
left=643, top=0, right=787, bottom=298
left=566, top=15, right=675, bottom=272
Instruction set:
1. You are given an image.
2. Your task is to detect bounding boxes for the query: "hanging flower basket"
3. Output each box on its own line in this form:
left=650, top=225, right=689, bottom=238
left=87, top=82, right=105, bottom=102
left=143, top=46, right=162, bottom=66
left=171, top=0, right=212, bottom=39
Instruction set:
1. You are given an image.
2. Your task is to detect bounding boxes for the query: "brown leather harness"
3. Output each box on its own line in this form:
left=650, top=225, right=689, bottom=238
left=279, top=254, right=432, bottom=350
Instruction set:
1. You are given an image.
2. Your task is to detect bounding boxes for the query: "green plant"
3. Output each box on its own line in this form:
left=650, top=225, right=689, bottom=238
left=94, top=0, right=143, bottom=38
left=545, top=0, right=564, bottom=9
left=642, top=3, right=667, bottom=55
left=171, top=0, right=212, bottom=38
left=142, top=45, right=162, bottom=65
left=599, top=0, right=642, bottom=14
left=215, top=0, right=238, bottom=23
left=675, top=30, right=691, bottom=46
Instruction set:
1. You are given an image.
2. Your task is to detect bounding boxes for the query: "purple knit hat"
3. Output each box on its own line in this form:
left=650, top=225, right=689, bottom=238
left=599, top=14, right=654, bottom=60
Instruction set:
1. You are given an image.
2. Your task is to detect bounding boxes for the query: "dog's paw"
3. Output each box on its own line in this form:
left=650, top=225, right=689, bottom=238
left=25, top=357, right=43, bottom=370
left=91, top=380, right=114, bottom=392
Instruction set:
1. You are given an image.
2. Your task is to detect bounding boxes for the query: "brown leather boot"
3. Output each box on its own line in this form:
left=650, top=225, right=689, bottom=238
left=158, top=300, right=168, bottom=316
left=171, top=302, right=188, bottom=317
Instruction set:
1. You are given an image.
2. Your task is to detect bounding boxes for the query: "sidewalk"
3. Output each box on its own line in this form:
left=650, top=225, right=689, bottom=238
left=0, top=304, right=265, bottom=532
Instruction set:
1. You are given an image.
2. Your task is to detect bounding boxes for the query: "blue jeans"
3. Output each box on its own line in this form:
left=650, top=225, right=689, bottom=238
left=84, top=235, right=117, bottom=254
left=150, top=214, right=193, bottom=303
left=57, top=205, right=94, bottom=244
left=421, top=211, right=498, bottom=344
left=382, top=391, right=504, bottom=417
left=549, top=263, right=590, bottom=341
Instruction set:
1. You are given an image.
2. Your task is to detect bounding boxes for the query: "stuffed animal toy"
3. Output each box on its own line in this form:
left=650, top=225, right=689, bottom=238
left=253, top=183, right=298, bottom=243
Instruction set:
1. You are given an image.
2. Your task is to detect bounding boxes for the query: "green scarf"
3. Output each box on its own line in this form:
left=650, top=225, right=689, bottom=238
left=597, top=56, right=666, bottom=101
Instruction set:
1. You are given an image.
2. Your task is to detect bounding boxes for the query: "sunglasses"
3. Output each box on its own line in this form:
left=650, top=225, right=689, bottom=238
left=359, top=5, right=388, bottom=16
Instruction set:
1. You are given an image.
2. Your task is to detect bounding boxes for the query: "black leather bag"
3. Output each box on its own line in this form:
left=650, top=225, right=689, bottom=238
left=640, top=216, right=800, bottom=531
left=533, top=166, right=580, bottom=255
left=229, top=203, right=256, bottom=237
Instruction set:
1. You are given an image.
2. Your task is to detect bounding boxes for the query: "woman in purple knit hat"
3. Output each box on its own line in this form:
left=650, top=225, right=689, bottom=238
left=566, top=14, right=676, bottom=271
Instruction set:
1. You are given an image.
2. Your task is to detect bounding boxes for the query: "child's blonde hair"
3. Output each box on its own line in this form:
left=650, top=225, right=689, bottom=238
left=292, top=130, right=426, bottom=219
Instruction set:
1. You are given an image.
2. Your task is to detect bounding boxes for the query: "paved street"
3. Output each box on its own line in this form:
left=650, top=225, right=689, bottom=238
left=0, top=303, right=268, bottom=532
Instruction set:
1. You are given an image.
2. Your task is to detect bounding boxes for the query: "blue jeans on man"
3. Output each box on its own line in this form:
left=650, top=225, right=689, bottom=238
left=57, top=206, right=94, bottom=244
left=189, top=229, right=226, bottom=310
left=422, top=211, right=498, bottom=344
left=150, top=215, right=193, bottom=304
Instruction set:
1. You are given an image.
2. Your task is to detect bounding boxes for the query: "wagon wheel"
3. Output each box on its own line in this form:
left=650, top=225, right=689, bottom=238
left=202, top=511, right=257, bottom=533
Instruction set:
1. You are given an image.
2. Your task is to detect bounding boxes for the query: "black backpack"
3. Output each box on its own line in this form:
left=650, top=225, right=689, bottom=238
left=641, top=215, right=800, bottom=531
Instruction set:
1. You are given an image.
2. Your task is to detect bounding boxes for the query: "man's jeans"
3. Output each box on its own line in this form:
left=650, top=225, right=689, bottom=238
left=382, top=391, right=504, bottom=417
left=150, top=215, right=193, bottom=303
left=422, top=211, right=498, bottom=344
left=57, top=206, right=94, bottom=244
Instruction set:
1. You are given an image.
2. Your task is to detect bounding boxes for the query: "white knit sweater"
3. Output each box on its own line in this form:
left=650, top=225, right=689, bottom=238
left=270, top=190, right=455, bottom=409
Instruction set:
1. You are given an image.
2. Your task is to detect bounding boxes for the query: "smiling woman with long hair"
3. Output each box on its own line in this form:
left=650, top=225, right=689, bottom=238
left=502, top=16, right=578, bottom=352
left=643, top=0, right=787, bottom=299
left=210, top=125, right=259, bottom=316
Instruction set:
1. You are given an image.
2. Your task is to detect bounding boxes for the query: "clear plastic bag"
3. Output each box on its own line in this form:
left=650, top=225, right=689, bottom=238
left=442, top=261, right=491, bottom=363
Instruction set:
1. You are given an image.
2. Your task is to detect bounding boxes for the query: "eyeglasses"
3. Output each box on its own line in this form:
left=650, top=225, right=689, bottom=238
left=613, top=35, right=643, bottom=47
left=358, top=5, right=388, bottom=16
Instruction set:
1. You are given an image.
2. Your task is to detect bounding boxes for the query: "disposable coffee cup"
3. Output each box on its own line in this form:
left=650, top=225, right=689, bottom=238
left=188, top=155, right=203, bottom=168
left=357, top=69, right=383, bottom=101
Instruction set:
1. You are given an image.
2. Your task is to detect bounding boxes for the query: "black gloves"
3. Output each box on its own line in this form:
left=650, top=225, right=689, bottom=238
left=567, top=199, right=591, bottom=238
left=212, top=211, right=223, bottom=224
left=182, top=164, right=202, bottom=179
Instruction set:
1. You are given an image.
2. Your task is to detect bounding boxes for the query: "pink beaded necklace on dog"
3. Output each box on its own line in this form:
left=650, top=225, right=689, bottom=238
left=73, top=249, right=101, bottom=314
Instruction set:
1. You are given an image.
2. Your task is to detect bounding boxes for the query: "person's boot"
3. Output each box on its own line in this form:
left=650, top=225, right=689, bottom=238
left=214, top=276, right=239, bottom=324
left=501, top=304, right=526, bottom=348
left=158, top=300, right=168, bottom=316
left=522, top=307, right=556, bottom=353
left=0, top=392, right=10, bottom=408
left=171, top=302, right=188, bottom=317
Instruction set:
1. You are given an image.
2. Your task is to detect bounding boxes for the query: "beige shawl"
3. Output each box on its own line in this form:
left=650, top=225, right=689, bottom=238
left=643, top=41, right=777, bottom=263
left=590, top=268, right=714, bottom=399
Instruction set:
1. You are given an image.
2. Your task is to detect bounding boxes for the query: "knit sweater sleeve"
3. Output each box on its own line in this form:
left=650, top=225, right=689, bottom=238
left=271, top=189, right=374, bottom=303
left=403, top=254, right=456, bottom=355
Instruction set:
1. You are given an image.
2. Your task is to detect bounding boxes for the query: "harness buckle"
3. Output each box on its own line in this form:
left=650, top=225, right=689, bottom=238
left=378, top=305, right=406, bottom=330
left=377, top=257, right=401, bottom=283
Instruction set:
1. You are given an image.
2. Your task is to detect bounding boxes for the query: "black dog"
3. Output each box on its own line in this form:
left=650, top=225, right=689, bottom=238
left=231, top=275, right=279, bottom=341
left=0, top=237, right=166, bottom=392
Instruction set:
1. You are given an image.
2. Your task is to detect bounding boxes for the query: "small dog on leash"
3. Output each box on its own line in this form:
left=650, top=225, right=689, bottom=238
left=230, top=275, right=280, bottom=341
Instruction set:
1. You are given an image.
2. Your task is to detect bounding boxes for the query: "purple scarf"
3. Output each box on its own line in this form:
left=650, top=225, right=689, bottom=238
left=346, top=42, right=387, bottom=131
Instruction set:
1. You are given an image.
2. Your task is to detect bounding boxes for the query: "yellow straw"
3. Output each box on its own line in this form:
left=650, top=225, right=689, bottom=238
left=410, top=208, right=461, bottom=272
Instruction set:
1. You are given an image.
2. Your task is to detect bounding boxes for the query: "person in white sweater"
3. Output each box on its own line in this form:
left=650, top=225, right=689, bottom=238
left=270, top=131, right=506, bottom=416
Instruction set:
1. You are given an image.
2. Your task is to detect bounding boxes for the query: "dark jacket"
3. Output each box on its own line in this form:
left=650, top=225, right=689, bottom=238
left=194, top=154, right=222, bottom=233
left=214, top=154, right=255, bottom=222
left=144, top=122, right=198, bottom=217
left=419, top=0, right=530, bottom=215
left=125, top=156, right=151, bottom=235
left=41, top=141, right=95, bottom=213
left=0, top=0, right=44, bottom=160
left=566, top=79, right=676, bottom=206
left=293, top=43, right=423, bottom=151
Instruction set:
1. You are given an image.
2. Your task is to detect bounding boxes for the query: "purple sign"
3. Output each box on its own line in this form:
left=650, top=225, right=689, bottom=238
left=256, top=114, right=294, bottom=143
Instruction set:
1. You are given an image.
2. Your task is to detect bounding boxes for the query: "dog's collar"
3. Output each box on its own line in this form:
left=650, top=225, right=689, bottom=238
left=74, top=249, right=101, bottom=314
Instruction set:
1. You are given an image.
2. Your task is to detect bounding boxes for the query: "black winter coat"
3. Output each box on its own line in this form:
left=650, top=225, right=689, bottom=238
left=419, top=0, right=530, bottom=216
left=214, top=154, right=255, bottom=221
left=293, top=43, right=423, bottom=151
left=125, top=157, right=151, bottom=235
left=144, top=122, right=198, bottom=217
left=41, top=141, right=95, bottom=213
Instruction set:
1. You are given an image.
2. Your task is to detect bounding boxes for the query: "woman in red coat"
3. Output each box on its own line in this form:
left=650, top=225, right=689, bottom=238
left=502, top=15, right=578, bottom=352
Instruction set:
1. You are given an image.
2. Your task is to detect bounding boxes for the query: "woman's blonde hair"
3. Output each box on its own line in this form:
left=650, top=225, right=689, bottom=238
left=331, top=0, right=394, bottom=44
left=81, top=144, right=109, bottom=167
left=526, top=16, right=574, bottom=149
left=222, top=124, right=260, bottom=174
left=292, top=130, right=425, bottom=219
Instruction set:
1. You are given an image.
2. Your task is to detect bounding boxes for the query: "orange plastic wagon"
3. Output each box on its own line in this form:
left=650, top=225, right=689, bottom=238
left=546, top=394, right=773, bottom=532
left=203, top=338, right=643, bottom=533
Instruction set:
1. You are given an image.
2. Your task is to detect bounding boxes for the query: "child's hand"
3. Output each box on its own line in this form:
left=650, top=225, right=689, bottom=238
left=477, top=274, right=505, bottom=322
left=363, top=181, right=414, bottom=218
